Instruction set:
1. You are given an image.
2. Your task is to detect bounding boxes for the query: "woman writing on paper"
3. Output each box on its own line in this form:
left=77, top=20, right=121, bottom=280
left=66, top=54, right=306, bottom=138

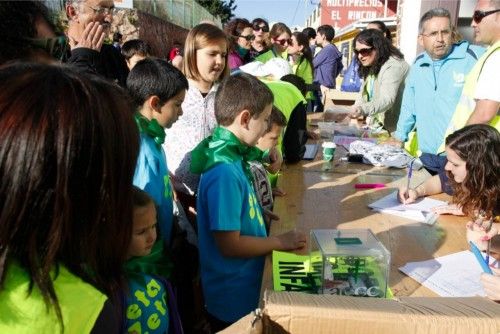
left=398, top=124, right=500, bottom=301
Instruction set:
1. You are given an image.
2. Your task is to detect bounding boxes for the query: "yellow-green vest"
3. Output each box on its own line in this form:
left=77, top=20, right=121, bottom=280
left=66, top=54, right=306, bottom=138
left=0, top=261, right=107, bottom=334
left=255, top=47, right=288, bottom=63
left=262, top=79, right=306, bottom=187
left=438, top=41, right=500, bottom=152
left=292, top=56, right=314, bottom=101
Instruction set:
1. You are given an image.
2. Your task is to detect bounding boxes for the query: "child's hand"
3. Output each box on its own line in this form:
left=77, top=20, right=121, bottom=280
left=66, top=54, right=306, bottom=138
left=480, top=268, right=500, bottom=301
left=466, top=222, right=499, bottom=251
left=307, top=130, right=320, bottom=140
left=276, top=229, right=306, bottom=251
left=272, top=187, right=286, bottom=197
left=382, top=137, right=403, bottom=148
left=431, top=204, right=464, bottom=216
left=264, top=209, right=280, bottom=222
left=397, top=186, right=418, bottom=204
left=266, top=147, right=282, bottom=174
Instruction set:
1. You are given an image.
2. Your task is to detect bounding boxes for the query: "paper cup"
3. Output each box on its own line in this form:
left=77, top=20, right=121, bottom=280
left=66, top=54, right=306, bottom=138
left=322, top=142, right=336, bottom=161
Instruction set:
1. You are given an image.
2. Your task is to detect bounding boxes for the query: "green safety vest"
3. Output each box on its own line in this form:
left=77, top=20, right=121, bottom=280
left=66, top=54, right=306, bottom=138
left=262, top=79, right=306, bottom=186
left=0, top=261, right=107, bottom=333
left=255, top=47, right=288, bottom=63
left=438, top=41, right=500, bottom=152
left=293, top=56, right=314, bottom=101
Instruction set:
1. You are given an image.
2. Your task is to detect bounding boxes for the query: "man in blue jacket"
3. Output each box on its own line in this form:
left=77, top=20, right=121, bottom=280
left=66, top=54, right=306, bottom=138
left=390, top=8, right=484, bottom=172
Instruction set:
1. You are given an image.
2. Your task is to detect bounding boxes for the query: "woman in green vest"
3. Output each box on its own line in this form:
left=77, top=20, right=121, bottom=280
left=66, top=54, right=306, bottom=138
left=0, top=63, right=140, bottom=333
left=288, top=31, right=314, bottom=102
left=255, top=22, right=292, bottom=64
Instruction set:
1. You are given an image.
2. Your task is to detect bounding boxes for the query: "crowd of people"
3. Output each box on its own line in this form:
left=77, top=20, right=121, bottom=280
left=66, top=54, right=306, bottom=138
left=0, top=0, right=498, bottom=333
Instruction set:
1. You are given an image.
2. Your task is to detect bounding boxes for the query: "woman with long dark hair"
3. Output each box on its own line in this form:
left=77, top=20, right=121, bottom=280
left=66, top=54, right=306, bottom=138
left=224, top=18, right=253, bottom=71
left=0, top=63, right=139, bottom=332
left=397, top=124, right=500, bottom=300
left=398, top=124, right=499, bottom=244
left=288, top=31, right=314, bottom=101
left=349, top=29, right=409, bottom=132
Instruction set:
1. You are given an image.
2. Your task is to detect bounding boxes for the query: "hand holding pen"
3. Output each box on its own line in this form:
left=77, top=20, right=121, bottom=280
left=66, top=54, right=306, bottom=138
left=397, top=187, right=419, bottom=204
left=397, top=159, right=417, bottom=204
left=404, top=159, right=415, bottom=203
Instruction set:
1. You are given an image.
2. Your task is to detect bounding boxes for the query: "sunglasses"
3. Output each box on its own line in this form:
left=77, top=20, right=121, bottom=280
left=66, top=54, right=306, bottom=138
left=472, top=9, right=500, bottom=23
left=354, top=47, right=373, bottom=57
left=238, top=34, right=255, bottom=41
left=275, top=38, right=291, bottom=46
left=253, top=25, right=269, bottom=33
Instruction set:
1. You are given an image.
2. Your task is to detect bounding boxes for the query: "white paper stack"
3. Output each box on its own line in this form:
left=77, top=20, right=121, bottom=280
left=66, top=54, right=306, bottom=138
left=399, top=251, right=487, bottom=297
left=368, top=192, right=446, bottom=224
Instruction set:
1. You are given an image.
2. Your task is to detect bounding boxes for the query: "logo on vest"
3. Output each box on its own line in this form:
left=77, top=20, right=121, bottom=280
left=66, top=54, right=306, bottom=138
left=453, top=71, right=465, bottom=87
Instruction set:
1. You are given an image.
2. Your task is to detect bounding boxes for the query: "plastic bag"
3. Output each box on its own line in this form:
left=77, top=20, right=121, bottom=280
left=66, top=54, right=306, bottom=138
left=340, top=58, right=362, bottom=92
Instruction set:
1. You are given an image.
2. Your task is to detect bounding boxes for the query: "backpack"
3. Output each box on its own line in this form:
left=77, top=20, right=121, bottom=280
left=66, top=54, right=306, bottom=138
left=341, top=58, right=362, bottom=92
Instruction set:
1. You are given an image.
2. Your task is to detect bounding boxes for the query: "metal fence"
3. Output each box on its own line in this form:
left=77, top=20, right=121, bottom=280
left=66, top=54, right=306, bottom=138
left=42, top=0, right=221, bottom=29
left=134, top=0, right=221, bottom=29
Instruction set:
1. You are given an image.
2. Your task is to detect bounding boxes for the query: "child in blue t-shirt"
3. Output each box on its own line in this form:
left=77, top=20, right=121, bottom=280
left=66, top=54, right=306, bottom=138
left=124, top=187, right=183, bottom=334
left=190, top=73, right=307, bottom=331
left=127, top=58, right=188, bottom=246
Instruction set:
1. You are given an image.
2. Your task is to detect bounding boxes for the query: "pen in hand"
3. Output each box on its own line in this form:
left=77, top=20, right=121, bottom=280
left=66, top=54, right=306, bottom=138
left=404, top=159, right=415, bottom=204
left=486, top=237, right=491, bottom=267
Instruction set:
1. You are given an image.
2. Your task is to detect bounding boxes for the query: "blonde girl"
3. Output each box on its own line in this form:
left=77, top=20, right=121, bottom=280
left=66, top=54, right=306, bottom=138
left=164, top=23, right=229, bottom=203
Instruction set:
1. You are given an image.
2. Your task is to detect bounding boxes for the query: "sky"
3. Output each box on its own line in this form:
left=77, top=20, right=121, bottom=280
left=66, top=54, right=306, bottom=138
left=232, top=0, right=318, bottom=29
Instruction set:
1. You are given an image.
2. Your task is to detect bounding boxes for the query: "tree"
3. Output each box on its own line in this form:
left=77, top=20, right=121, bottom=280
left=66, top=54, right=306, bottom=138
left=196, top=0, right=236, bottom=24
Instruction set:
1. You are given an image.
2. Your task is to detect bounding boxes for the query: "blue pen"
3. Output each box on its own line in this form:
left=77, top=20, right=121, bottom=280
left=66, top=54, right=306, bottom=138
left=470, top=241, right=493, bottom=274
left=486, top=238, right=491, bottom=267
left=404, top=159, right=415, bottom=202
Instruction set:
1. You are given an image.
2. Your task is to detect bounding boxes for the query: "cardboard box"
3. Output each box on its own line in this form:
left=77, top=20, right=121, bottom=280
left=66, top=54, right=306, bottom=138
left=220, top=291, right=500, bottom=334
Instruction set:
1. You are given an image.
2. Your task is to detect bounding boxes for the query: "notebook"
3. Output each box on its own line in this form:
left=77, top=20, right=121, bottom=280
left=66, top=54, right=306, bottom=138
left=303, top=143, right=320, bottom=160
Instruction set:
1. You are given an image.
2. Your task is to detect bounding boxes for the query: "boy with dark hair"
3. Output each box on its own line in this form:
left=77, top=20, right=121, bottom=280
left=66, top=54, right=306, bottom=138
left=313, top=24, right=343, bottom=112
left=122, top=39, right=153, bottom=70
left=127, top=57, right=188, bottom=246
left=190, top=73, right=306, bottom=331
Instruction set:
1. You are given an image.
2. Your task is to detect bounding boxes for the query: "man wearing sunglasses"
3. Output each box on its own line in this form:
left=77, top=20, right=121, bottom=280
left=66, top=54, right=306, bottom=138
left=65, top=0, right=128, bottom=86
left=390, top=8, right=484, bottom=168
left=312, top=25, right=343, bottom=112
left=439, top=0, right=500, bottom=149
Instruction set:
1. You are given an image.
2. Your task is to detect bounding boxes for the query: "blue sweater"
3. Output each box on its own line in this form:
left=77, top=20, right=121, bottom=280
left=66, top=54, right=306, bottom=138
left=313, top=43, right=343, bottom=88
left=394, top=41, right=484, bottom=154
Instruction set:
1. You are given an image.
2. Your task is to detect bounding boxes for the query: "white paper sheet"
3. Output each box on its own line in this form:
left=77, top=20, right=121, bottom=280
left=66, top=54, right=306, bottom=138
left=368, top=192, right=446, bottom=223
left=399, top=251, right=487, bottom=297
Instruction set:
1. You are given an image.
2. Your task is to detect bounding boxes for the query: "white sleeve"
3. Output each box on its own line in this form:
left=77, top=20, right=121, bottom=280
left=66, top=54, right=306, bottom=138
left=474, top=51, right=500, bottom=102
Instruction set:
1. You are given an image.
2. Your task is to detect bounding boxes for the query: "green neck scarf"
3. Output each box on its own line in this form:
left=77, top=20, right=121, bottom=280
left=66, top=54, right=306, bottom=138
left=125, top=241, right=172, bottom=280
left=237, top=45, right=249, bottom=58
left=190, top=127, right=264, bottom=182
left=134, top=113, right=165, bottom=147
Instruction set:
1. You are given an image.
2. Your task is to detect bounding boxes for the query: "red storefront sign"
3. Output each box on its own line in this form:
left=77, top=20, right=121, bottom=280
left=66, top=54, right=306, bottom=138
left=321, top=0, right=398, bottom=28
